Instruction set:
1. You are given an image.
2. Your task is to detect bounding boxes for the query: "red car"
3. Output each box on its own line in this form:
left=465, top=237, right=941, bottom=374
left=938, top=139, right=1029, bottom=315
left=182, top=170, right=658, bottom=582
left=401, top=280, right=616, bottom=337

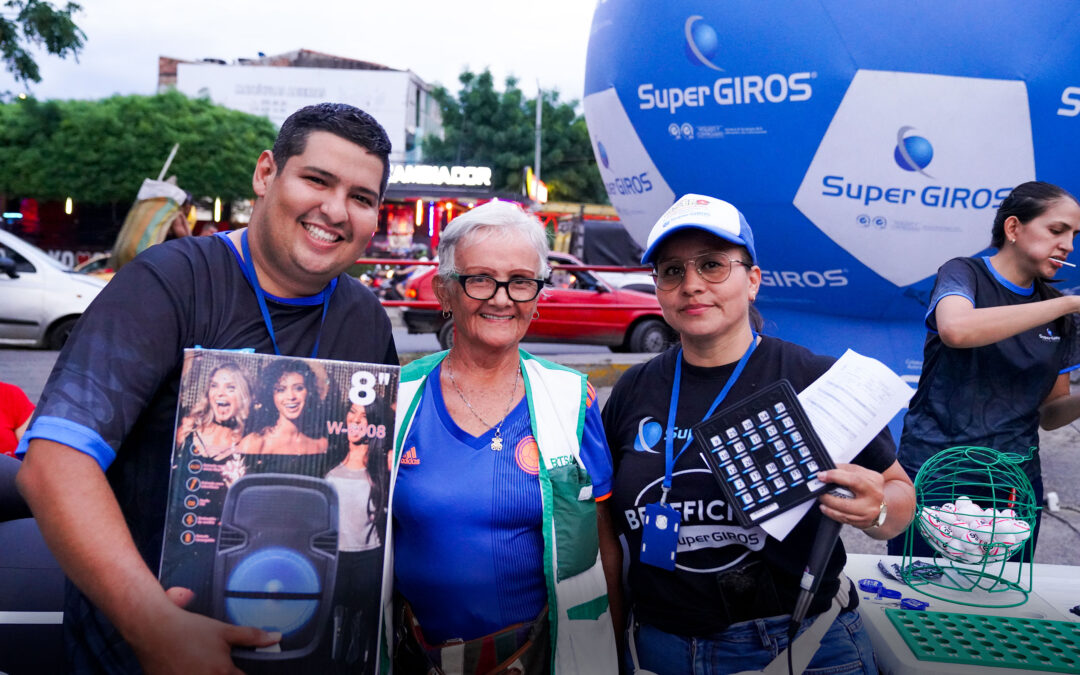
left=401, top=252, right=675, bottom=352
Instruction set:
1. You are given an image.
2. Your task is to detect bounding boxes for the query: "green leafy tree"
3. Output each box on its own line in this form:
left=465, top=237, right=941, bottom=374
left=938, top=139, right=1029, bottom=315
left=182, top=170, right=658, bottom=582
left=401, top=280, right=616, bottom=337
left=0, top=91, right=278, bottom=203
left=423, top=69, right=607, bottom=204
left=0, top=0, right=84, bottom=85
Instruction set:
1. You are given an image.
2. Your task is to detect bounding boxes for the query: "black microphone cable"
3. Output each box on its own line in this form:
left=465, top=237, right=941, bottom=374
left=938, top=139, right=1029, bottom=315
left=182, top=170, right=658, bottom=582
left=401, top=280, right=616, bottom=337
left=786, top=487, right=851, bottom=675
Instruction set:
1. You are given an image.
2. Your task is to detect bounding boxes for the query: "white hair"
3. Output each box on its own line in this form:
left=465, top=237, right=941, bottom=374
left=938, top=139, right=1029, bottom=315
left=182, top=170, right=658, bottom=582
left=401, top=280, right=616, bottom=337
left=436, top=201, right=551, bottom=281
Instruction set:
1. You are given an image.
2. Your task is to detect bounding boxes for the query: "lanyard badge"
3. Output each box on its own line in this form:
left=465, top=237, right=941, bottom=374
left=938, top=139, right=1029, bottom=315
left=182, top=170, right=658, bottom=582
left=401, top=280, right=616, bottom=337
left=639, top=336, right=757, bottom=571
left=640, top=502, right=681, bottom=571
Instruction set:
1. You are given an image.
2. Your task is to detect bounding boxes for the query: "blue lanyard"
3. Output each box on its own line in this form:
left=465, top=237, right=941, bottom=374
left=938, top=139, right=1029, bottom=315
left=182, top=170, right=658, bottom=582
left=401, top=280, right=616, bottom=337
left=661, top=334, right=757, bottom=505
left=240, top=229, right=333, bottom=358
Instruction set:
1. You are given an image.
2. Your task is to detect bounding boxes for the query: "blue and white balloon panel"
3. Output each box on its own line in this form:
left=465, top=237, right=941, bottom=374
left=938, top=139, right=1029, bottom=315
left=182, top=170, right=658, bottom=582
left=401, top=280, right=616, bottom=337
left=584, top=0, right=1080, bottom=384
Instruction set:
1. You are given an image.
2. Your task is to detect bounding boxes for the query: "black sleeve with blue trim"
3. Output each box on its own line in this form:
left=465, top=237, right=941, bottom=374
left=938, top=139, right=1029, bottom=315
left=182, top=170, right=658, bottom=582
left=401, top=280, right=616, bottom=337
left=17, top=248, right=189, bottom=470
left=1061, top=313, right=1080, bottom=374
left=925, top=258, right=977, bottom=332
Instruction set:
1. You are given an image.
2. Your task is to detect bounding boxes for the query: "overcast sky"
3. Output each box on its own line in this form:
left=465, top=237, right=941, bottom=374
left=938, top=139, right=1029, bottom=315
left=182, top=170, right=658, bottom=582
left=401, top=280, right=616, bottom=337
left=0, top=0, right=597, bottom=104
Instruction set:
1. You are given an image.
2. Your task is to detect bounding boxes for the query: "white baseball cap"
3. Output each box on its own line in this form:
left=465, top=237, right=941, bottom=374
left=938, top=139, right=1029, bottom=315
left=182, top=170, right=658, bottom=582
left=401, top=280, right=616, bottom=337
left=641, top=194, right=757, bottom=265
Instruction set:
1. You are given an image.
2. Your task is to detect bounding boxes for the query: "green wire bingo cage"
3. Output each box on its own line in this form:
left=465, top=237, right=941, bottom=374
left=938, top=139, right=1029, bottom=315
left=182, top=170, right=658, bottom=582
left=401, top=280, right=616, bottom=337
left=901, top=446, right=1039, bottom=608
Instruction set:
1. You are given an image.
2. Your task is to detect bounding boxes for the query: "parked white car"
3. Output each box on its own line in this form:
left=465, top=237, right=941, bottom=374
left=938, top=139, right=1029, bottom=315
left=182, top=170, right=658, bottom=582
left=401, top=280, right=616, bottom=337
left=0, top=229, right=107, bottom=349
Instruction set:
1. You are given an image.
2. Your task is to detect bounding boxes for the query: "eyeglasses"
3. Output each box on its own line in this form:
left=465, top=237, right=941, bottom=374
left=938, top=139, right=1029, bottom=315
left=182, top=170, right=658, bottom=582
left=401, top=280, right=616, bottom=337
left=453, top=273, right=546, bottom=302
left=651, top=252, right=752, bottom=291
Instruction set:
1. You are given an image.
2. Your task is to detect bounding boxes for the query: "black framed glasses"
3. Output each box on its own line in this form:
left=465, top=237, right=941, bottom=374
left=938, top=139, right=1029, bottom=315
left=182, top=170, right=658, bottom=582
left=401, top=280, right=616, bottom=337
left=453, top=273, right=546, bottom=302
left=651, top=252, right=752, bottom=291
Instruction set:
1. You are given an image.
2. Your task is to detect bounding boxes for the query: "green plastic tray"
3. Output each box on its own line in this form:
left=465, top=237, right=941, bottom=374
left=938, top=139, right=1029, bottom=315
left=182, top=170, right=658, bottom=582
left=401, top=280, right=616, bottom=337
left=885, top=608, right=1080, bottom=673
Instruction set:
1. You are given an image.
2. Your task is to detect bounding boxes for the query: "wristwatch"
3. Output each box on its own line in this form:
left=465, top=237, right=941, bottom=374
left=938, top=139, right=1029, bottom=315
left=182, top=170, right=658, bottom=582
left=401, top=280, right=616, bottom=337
left=862, top=499, right=888, bottom=530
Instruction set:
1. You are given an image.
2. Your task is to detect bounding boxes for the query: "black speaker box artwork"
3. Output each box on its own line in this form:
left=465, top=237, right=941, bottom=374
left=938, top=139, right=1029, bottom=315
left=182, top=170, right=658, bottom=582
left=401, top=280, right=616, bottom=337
left=159, top=349, right=399, bottom=673
left=213, top=473, right=338, bottom=660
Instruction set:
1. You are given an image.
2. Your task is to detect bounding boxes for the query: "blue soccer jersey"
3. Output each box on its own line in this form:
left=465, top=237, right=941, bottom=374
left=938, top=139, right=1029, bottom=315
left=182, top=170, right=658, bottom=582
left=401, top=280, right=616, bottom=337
left=393, top=362, right=611, bottom=643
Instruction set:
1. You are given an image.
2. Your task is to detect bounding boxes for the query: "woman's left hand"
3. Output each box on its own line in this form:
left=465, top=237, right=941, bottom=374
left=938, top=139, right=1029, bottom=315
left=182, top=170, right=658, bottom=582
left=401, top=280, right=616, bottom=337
left=815, top=464, right=885, bottom=530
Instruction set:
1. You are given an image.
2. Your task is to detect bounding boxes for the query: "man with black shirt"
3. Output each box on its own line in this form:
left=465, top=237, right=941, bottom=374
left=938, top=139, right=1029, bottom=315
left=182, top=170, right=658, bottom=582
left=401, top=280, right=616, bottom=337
left=16, top=103, right=398, bottom=674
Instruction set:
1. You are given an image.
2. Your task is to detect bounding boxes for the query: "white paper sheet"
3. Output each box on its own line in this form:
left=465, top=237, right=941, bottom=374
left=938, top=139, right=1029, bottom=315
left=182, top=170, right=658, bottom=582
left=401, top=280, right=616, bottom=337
left=758, top=349, right=913, bottom=540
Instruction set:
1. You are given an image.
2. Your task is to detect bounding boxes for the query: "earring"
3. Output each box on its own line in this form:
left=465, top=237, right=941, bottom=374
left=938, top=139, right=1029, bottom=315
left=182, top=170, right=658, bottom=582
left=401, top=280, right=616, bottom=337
left=1009, top=238, right=1016, bottom=244
left=532, top=310, right=540, bottom=320
left=441, top=309, right=452, bottom=319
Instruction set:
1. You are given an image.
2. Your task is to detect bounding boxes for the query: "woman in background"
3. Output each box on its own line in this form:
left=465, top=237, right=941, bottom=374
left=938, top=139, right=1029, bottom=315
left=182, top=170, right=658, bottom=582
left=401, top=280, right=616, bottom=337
left=164, top=361, right=253, bottom=614
left=175, top=362, right=252, bottom=461
left=889, top=181, right=1080, bottom=557
left=326, top=402, right=388, bottom=672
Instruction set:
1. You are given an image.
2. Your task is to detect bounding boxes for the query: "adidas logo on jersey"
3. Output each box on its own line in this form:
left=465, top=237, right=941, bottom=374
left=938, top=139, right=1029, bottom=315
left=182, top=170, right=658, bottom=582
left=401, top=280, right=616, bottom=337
left=401, top=447, right=420, bottom=465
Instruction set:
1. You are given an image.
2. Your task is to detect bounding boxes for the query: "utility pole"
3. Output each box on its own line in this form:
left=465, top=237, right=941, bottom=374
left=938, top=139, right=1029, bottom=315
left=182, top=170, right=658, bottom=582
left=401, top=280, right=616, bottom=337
left=534, top=81, right=543, bottom=182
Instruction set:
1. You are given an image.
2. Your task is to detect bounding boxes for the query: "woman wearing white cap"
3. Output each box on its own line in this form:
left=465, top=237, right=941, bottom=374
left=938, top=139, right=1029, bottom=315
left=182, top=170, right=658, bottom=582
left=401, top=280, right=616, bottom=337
left=602, top=195, right=915, bottom=674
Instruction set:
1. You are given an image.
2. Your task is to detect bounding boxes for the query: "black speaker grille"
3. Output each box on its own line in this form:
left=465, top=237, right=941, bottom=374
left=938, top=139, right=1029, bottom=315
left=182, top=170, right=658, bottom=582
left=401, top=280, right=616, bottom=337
left=218, top=526, right=246, bottom=550
left=312, top=532, right=338, bottom=555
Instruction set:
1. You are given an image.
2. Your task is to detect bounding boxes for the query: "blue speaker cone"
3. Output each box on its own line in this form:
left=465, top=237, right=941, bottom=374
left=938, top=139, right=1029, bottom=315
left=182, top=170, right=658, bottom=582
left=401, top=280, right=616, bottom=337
left=225, top=546, right=320, bottom=635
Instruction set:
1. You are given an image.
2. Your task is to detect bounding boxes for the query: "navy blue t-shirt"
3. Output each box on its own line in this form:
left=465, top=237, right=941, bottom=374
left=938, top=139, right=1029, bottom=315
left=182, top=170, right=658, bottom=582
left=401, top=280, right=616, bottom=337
left=898, top=256, right=1080, bottom=485
left=19, top=233, right=397, bottom=672
left=603, top=336, right=896, bottom=636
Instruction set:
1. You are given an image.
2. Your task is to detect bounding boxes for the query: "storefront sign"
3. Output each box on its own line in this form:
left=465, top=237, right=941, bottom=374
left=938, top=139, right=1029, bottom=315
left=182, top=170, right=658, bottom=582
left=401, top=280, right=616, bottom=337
left=388, top=164, right=492, bottom=187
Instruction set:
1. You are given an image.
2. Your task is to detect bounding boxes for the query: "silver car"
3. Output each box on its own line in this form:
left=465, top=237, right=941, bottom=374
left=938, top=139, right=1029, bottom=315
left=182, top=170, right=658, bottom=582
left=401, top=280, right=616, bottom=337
left=0, top=229, right=107, bottom=349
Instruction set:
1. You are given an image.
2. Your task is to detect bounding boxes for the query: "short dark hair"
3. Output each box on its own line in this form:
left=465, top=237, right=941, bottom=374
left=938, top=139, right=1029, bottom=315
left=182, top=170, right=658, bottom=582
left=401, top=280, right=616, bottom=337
left=250, top=358, right=324, bottom=438
left=272, top=103, right=393, bottom=198
left=991, top=181, right=1079, bottom=249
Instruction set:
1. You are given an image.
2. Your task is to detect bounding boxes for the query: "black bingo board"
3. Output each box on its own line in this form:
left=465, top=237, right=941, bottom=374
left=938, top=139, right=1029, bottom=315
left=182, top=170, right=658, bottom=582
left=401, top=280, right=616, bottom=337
left=692, top=379, right=837, bottom=528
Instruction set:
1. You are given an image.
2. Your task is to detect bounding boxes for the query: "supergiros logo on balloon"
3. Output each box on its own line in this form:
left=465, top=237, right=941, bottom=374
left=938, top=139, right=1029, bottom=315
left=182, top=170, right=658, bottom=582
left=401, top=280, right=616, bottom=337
left=817, top=126, right=1013, bottom=211
left=637, top=15, right=814, bottom=113
left=1059, top=86, right=1080, bottom=117
left=584, top=0, right=1080, bottom=400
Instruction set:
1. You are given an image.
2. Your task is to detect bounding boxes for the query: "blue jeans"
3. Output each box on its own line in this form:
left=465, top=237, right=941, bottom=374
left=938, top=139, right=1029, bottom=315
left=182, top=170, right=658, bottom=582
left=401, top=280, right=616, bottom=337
left=630, top=610, right=877, bottom=675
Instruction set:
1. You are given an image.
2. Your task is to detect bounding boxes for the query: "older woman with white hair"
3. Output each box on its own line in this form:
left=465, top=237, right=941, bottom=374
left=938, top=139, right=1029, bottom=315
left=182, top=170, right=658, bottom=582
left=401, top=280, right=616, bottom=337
left=382, top=200, right=620, bottom=674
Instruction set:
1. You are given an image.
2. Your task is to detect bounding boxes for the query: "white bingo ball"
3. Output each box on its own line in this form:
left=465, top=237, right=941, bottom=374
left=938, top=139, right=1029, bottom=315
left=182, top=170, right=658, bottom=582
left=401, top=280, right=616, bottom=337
left=1011, top=520, right=1031, bottom=544
left=922, top=508, right=942, bottom=528
left=944, top=538, right=968, bottom=561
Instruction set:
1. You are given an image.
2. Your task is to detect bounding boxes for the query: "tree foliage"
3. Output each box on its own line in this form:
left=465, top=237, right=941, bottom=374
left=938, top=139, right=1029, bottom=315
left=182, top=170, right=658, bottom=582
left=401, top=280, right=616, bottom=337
left=0, top=0, right=85, bottom=85
left=0, top=91, right=278, bottom=203
left=422, top=69, right=607, bottom=204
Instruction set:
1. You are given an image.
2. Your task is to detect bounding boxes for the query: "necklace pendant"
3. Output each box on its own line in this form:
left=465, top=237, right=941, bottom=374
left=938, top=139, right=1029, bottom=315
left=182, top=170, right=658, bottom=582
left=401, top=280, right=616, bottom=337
left=491, top=435, right=503, bottom=452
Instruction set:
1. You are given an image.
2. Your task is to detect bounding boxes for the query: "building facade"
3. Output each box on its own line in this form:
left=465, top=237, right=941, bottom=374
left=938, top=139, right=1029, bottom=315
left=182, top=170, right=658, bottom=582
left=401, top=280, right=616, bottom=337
left=159, top=49, right=442, bottom=164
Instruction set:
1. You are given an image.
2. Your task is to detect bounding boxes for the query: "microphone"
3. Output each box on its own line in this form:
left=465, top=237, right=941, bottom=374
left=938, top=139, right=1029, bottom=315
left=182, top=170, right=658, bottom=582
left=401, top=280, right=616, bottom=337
left=791, top=516, right=842, bottom=626
left=791, top=487, right=853, bottom=626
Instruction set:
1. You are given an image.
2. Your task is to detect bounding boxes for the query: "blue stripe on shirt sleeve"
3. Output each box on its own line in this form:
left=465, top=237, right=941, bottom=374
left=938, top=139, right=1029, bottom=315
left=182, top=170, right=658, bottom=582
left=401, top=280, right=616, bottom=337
left=924, top=291, right=974, bottom=330
left=16, top=416, right=116, bottom=471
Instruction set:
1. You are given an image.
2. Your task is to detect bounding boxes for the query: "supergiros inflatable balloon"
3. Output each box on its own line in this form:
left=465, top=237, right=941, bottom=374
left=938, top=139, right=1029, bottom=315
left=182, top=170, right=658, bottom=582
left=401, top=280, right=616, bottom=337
left=584, top=0, right=1080, bottom=385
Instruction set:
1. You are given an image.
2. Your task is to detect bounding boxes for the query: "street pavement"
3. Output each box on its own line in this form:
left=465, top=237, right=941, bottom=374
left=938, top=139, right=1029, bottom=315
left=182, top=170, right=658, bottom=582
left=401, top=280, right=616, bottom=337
left=3, top=317, right=1079, bottom=568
